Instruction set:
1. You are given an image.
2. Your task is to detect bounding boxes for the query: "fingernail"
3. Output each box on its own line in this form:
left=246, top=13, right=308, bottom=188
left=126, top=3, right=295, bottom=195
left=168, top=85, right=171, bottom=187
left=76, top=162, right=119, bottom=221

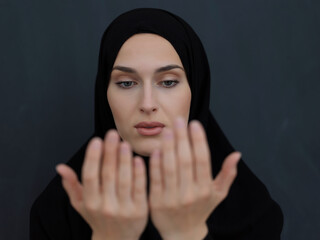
left=164, top=129, right=173, bottom=139
left=191, top=121, right=201, bottom=132
left=121, top=142, right=129, bottom=153
left=55, top=164, right=61, bottom=173
left=91, top=138, right=101, bottom=149
left=55, top=164, right=63, bottom=176
left=175, top=117, right=185, bottom=128
left=107, top=130, right=118, bottom=142
left=235, top=152, right=242, bottom=164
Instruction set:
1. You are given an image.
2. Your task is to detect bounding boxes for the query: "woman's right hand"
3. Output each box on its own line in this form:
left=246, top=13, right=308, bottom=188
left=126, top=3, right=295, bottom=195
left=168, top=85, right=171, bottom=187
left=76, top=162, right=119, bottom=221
left=56, top=130, right=148, bottom=240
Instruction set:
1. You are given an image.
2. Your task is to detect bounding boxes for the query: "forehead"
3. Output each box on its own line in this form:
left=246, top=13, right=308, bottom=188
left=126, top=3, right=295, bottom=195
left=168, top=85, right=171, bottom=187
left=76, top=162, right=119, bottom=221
left=113, top=33, right=183, bottom=67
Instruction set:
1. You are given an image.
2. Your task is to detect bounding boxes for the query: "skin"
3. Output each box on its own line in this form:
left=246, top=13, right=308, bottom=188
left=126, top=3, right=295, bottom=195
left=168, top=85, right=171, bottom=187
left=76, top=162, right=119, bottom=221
left=56, top=33, right=241, bottom=240
left=107, top=33, right=191, bottom=157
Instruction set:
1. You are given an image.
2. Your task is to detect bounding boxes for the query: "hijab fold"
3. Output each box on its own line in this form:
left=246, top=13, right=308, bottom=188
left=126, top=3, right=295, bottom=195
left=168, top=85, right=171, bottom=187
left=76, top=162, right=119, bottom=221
left=30, top=8, right=283, bottom=240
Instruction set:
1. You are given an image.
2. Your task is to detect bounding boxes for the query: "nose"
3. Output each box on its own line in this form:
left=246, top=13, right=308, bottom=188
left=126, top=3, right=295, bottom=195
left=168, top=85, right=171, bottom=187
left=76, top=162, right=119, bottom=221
left=139, top=84, right=158, bottom=114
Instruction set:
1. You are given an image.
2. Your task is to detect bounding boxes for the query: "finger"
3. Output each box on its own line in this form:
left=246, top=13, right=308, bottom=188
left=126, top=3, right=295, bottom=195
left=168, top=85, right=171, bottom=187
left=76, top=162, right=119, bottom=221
left=174, top=117, right=194, bottom=192
left=162, top=128, right=178, bottom=196
left=56, top=164, right=83, bottom=211
left=117, top=141, right=133, bottom=204
left=82, top=138, right=102, bottom=203
left=101, top=130, right=119, bottom=202
left=212, top=152, right=241, bottom=197
left=189, top=120, right=212, bottom=186
left=149, top=149, right=162, bottom=204
left=132, top=156, right=147, bottom=206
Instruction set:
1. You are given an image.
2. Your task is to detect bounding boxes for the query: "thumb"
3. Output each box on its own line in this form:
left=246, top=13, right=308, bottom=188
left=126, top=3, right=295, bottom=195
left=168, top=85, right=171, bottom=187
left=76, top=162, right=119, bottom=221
left=56, top=164, right=83, bottom=211
left=211, top=152, right=241, bottom=199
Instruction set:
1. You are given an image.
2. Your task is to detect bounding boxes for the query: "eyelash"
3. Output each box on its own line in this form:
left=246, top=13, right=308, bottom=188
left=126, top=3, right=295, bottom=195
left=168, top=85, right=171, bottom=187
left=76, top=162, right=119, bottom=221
left=116, top=80, right=179, bottom=89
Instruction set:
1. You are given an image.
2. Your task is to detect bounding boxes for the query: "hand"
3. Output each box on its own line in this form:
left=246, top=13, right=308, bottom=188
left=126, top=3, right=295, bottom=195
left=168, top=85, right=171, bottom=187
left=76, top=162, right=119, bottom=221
left=148, top=118, right=241, bottom=240
left=56, top=130, right=148, bottom=240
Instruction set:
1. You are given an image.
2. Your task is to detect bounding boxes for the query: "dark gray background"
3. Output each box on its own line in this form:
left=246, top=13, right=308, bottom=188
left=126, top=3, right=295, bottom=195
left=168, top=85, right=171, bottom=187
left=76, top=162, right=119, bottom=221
left=1, top=0, right=319, bottom=239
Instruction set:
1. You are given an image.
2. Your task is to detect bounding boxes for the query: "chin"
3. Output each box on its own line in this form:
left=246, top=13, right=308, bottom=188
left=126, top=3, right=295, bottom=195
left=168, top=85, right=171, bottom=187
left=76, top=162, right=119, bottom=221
left=133, top=140, right=161, bottom=157
left=136, top=151, right=151, bottom=157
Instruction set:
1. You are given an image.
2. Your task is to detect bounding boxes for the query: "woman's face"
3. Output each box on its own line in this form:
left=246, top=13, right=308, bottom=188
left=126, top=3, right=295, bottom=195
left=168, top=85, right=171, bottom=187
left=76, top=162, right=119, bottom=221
left=107, top=33, right=191, bottom=156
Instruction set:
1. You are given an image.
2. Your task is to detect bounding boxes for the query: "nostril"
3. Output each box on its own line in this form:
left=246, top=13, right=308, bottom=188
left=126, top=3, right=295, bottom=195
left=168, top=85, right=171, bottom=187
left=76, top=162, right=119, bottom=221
left=140, top=107, right=157, bottom=113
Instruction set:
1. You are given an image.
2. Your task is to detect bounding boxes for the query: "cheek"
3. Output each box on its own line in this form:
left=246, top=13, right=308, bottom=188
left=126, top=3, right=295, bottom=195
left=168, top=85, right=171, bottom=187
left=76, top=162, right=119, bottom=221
left=180, top=91, right=192, bottom=116
left=162, top=86, right=191, bottom=119
left=107, top=90, right=134, bottom=129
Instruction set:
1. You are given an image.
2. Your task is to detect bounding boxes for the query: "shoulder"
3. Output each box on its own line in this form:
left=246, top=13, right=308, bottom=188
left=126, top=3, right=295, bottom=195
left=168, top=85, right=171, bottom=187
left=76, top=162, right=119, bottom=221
left=31, top=138, right=89, bottom=217
left=31, top=174, right=68, bottom=216
left=30, top=139, right=92, bottom=239
left=30, top=173, right=92, bottom=240
left=30, top=174, right=72, bottom=239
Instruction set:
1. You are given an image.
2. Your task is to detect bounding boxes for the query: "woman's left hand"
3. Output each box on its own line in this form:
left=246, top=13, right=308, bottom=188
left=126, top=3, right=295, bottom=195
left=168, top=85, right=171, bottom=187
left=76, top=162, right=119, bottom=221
left=149, top=118, right=241, bottom=240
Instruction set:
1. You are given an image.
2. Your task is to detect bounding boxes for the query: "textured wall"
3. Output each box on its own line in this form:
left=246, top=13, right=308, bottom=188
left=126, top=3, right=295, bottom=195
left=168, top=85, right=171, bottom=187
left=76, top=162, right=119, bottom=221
left=1, top=0, right=319, bottom=239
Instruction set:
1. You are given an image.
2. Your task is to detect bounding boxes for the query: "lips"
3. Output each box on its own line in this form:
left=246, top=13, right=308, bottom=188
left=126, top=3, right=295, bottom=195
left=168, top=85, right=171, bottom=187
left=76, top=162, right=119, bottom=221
left=134, top=121, right=165, bottom=128
left=134, top=121, right=165, bottom=136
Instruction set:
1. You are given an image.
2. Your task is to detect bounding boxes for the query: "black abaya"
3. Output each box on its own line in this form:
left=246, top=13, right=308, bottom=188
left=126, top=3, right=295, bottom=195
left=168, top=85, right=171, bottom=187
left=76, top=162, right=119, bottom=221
left=30, top=8, right=283, bottom=240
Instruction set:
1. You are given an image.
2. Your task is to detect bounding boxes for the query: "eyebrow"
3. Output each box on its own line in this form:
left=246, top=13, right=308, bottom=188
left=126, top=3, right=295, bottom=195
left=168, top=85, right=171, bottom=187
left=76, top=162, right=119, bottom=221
left=112, top=64, right=185, bottom=74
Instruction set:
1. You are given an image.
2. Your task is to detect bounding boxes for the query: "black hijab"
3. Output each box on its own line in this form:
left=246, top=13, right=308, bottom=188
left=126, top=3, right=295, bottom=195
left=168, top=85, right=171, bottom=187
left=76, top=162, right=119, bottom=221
left=30, top=8, right=283, bottom=240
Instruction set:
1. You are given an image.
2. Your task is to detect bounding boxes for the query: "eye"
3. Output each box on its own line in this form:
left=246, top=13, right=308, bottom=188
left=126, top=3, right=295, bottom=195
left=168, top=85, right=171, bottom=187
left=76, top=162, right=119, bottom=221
left=116, top=81, right=136, bottom=89
left=161, top=80, right=179, bottom=88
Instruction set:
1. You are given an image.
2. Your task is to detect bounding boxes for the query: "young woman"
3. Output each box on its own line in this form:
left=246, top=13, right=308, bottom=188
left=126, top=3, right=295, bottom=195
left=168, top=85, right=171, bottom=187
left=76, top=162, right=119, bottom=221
left=30, top=8, right=283, bottom=240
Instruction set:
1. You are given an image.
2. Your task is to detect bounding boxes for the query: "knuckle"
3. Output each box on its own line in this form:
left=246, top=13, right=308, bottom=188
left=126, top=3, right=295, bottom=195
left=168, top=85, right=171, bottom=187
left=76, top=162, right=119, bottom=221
left=134, top=185, right=145, bottom=194
left=84, top=202, right=99, bottom=213
left=101, top=206, right=116, bottom=217
left=104, top=140, right=118, bottom=154
left=196, top=155, right=208, bottom=165
left=118, top=210, right=133, bottom=220
left=151, top=175, right=162, bottom=185
left=104, top=145, right=115, bottom=156
left=193, top=132, right=203, bottom=141
left=180, top=158, right=192, bottom=169
left=119, top=180, right=130, bottom=189
left=199, top=188, right=211, bottom=200
left=102, top=171, right=113, bottom=182
left=180, top=196, right=194, bottom=207
left=82, top=174, right=96, bottom=183
left=164, top=201, right=178, bottom=210
left=163, top=166, right=176, bottom=176
left=195, top=147, right=209, bottom=159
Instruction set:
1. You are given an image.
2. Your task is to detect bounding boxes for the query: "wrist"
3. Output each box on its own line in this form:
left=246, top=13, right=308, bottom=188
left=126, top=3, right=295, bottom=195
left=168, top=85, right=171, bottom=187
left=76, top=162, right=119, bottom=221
left=91, top=233, right=104, bottom=240
left=92, top=232, right=139, bottom=240
left=163, top=224, right=208, bottom=240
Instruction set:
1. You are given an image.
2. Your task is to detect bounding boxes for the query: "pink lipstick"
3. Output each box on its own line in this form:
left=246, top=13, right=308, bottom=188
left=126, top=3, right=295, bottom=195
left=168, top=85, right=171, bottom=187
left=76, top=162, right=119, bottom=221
left=134, top=121, right=165, bottom=136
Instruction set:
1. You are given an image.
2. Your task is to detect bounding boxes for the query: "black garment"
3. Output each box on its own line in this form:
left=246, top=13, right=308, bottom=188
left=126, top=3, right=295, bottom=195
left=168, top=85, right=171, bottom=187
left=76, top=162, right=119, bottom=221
left=30, top=8, right=283, bottom=240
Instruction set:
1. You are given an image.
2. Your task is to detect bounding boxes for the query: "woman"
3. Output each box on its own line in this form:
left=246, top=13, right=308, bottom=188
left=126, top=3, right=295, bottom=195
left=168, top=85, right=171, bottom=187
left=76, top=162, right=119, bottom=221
left=30, top=8, right=283, bottom=240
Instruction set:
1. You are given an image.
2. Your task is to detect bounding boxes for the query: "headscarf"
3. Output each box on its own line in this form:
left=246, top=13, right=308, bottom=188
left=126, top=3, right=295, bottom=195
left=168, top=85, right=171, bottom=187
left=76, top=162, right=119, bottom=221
left=30, top=8, right=283, bottom=240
